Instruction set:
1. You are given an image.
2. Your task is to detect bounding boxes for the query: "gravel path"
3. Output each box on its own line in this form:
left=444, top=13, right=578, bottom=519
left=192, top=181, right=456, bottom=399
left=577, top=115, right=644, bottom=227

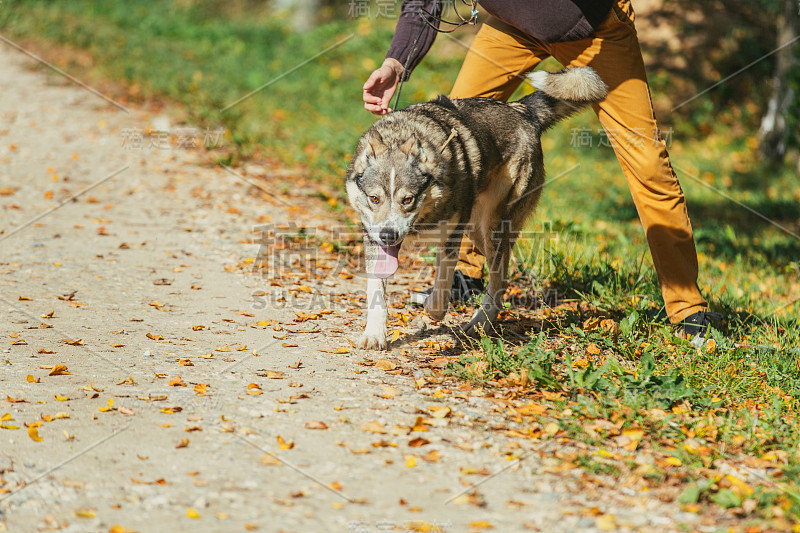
left=0, top=45, right=703, bottom=533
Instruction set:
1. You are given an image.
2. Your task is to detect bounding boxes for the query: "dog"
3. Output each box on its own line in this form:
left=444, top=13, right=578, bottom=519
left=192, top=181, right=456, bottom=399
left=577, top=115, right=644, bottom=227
left=346, top=67, right=608, bottom=349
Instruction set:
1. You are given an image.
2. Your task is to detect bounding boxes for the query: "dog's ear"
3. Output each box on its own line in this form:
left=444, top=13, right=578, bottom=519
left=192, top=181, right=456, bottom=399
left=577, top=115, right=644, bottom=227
left=399, top=135, right=430, bottom=162
left=398, top=135, right=417, bottom=156
left=366, top=130, right=388, bottom=158
left=358, top=130, right=388, bottom=168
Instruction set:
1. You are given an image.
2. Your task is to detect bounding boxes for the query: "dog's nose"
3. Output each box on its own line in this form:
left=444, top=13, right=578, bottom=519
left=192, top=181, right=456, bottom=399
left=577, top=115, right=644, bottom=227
left=379, top=228, right=399, bottom=246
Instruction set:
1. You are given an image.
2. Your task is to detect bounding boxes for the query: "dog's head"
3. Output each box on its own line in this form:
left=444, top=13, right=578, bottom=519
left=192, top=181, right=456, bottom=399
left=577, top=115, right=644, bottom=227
left=346, top=127, right=444, bottom=277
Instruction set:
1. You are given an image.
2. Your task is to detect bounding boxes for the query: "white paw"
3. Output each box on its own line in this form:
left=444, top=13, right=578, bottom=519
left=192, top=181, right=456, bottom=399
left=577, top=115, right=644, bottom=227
left=357, top=331, right=387, bottom=350
left=424, top=293, right=447, bottom=321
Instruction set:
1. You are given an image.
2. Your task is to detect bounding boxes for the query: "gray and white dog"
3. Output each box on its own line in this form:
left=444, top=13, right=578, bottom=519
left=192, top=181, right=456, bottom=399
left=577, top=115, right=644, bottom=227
left=346, top=67, right=608, bottom=349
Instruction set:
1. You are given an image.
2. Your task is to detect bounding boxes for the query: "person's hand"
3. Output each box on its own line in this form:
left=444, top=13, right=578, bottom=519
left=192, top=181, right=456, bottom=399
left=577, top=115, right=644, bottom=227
left=363, top=58, right=404, bottom=115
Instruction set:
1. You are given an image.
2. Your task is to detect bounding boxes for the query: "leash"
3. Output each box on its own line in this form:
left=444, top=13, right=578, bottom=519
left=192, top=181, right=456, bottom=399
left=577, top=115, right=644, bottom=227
left=391, top=0, right=479, bottom=112
left=420, top=0, right=479, bottom=33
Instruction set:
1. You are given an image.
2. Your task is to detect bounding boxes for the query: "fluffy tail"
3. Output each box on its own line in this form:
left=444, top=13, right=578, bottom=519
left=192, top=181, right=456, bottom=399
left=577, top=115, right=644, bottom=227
left=519, top=67, right=608, bottom=130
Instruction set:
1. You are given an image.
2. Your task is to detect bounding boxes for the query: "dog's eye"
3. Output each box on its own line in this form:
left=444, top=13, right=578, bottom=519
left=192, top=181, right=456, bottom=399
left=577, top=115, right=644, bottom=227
left=401, top=196, right=414, bottom=206
left=369, top=195, right=380, bottom=205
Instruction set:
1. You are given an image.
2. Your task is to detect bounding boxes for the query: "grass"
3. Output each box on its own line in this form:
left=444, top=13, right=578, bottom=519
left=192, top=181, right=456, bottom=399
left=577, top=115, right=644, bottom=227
left=2, top=1, right=799, bottom=525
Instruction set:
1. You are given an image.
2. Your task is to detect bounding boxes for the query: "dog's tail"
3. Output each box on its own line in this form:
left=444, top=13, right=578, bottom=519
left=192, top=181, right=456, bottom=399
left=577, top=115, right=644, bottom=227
left=519, top=67, right=608, bottom=130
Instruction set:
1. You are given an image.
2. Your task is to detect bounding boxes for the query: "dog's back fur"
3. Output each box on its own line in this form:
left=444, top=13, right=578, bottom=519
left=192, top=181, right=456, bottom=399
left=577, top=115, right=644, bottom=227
left=347, top=67, right=607, bottom=349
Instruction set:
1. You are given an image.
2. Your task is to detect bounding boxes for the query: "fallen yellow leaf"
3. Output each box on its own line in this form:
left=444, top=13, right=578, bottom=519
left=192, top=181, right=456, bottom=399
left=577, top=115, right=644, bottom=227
left=428, top=405, right=451, bottom=419
left=361, top=420, right=386, bottom=434
left=62, top=339, right=84, bottom=346
left=49, top=364, right=70, bottom=376
left=725, top=474, right=754, bottom=497
left=319, top=347, right=349, bottom=354
left=412, top=417, right=429, bottom=432
left=98, top=398, right=115, bottom=412
left=423, top=450, right=442, bottom=462
left=375, top=358, right=397, bottom=371
left=28, top=424, right=43, bottom=442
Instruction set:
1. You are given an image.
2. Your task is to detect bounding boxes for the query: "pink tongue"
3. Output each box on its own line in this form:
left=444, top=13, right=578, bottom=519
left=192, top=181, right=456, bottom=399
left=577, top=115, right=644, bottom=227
left=374, top=243, right=401, bottom=278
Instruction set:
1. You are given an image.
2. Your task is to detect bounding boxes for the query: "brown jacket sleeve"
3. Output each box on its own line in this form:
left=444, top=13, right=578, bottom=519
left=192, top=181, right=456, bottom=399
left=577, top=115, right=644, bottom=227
left=385, top=0, right=442, bottom=81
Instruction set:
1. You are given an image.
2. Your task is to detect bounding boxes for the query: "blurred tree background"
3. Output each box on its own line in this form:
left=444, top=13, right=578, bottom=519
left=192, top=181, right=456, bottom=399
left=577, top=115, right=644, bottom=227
left=260, top=0, right=800, bottom=167
left=1, top=0, right=797, bottom=171
left=633, top=0, right=799, bottom=166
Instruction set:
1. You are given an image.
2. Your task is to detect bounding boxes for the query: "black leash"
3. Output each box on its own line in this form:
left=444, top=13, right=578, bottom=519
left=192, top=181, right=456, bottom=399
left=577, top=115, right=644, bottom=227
left=420, top=0, right=479, bottom=33
left=391, top=0, right=478, bottom=111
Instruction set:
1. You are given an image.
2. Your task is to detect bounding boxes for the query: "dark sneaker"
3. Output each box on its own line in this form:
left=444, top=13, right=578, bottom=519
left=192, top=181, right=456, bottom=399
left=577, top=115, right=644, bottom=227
left=410, top=271, right=485, bottom=306
left=678, top=311, right=722, bottom=346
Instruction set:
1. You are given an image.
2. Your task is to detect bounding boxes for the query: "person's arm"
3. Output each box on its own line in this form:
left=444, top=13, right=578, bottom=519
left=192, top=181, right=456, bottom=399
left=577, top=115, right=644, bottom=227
left=363, top=0, right=442, bottom=115
left=386, top=0, right=442, bottom=81
left=362, top=58, right=405, bottom=115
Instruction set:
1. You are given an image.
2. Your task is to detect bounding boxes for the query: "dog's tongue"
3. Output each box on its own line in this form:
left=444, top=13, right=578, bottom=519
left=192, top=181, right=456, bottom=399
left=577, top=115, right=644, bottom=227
left=374, top=243, right=401, bottom=279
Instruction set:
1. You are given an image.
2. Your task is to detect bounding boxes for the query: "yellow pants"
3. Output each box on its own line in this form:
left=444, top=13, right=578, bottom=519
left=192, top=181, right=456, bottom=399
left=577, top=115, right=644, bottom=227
left=448, top=0, right=707, bottom=323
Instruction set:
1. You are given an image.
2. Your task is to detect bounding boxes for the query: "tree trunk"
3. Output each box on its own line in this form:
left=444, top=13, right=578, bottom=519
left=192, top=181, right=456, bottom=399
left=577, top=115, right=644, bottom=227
left=757, top=0, right=799, bottom=164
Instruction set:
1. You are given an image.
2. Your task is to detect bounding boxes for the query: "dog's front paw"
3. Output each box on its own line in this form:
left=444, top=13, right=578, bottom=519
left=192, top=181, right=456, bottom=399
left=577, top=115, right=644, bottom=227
left=357, top=331, right=387, bottom=350
left=424, top=294, right=447, bottom=321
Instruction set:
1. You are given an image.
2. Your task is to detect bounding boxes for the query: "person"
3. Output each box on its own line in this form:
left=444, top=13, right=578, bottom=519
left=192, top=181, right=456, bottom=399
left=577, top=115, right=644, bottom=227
left=362, top=0, right=716, bottom=342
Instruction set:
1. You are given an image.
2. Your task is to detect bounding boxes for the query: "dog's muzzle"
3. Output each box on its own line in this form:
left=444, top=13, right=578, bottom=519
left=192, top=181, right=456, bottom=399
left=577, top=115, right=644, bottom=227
left=379, top=227, right=401, bottom=247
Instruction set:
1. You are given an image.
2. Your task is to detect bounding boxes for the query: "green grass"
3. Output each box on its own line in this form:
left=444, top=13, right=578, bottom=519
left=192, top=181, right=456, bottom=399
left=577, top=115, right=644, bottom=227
left=3, top=1, right=799, bottom=523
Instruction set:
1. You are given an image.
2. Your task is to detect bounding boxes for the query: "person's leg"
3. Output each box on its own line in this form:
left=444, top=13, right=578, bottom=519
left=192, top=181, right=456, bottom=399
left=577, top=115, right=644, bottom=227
left=550, top=0, right=708, bottom=322
left=449, top=18, right=551, bottom=280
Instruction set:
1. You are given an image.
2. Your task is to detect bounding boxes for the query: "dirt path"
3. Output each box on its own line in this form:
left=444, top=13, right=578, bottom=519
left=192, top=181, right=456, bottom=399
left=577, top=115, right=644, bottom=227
left=0, top=46, right=703, bottom=533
